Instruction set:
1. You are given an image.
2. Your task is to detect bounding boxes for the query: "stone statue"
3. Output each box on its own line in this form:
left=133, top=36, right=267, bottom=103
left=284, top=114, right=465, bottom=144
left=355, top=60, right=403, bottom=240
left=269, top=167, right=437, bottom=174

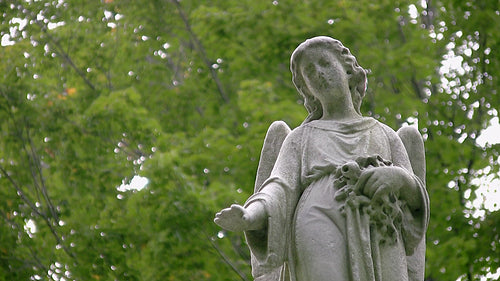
left=214, top=36, right=429, bottom=281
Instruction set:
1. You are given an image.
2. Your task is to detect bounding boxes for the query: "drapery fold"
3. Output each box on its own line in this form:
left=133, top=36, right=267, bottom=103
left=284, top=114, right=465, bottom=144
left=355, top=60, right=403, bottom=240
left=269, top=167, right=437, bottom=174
left=243, top=118, right=429, bottom=281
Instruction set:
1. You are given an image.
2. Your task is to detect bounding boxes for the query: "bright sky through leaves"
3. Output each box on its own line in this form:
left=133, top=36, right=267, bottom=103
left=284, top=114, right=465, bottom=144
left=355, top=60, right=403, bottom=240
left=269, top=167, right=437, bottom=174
left=2, top=0, right=500, bottom=280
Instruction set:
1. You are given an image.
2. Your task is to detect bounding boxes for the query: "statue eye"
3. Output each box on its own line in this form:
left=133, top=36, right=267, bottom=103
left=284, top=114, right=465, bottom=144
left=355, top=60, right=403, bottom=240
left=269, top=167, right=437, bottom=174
left=318, top=59, right=330, bottom=67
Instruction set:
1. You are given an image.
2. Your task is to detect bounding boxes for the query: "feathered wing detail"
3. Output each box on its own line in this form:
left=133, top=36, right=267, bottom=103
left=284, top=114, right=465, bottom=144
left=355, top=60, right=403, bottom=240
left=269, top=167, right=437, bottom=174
left=397, top=126, right=426, bottom=184
left=254, top=121, right=291, bottom=193
left=397, top=126, right=428, bottom=281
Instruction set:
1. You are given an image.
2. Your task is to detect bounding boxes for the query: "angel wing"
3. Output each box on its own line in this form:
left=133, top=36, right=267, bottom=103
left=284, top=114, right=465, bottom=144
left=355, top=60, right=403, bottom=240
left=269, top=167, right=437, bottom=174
left=397, top=125, right=427, bottom=281
left=397, top=126, right=426, bottom=184
left=254, top=121, right=291, bottom=193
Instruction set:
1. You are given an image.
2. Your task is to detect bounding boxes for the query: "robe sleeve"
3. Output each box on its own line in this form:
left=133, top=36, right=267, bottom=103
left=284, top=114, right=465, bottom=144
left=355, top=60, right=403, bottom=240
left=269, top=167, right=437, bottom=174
left=243, top=127, right=304, bottom=279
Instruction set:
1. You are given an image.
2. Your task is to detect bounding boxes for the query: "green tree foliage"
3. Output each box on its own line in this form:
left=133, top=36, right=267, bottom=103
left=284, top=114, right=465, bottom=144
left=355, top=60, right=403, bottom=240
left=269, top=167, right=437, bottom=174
left=1, top=0, right=499, bottom=280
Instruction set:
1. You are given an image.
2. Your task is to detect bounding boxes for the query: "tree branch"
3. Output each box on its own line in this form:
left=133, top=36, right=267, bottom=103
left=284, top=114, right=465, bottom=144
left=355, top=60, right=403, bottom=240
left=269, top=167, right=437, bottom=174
left=207, top=234, right=249, bottom=281
left=13, top=1, right=97, bottom=91
left=0, top=210, right=49, bottom=273
left=170, top=0, right=229, bottom=103
left=0, top=97, right=78, bottom=266
left=0, top=164, right=44, bottom=218
left=24, top=122, right=60, bottom=222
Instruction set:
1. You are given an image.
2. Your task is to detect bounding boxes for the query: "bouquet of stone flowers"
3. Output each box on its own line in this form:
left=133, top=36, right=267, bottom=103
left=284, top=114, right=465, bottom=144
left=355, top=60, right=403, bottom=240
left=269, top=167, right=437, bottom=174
left=333, top=155, right=418, bottom=281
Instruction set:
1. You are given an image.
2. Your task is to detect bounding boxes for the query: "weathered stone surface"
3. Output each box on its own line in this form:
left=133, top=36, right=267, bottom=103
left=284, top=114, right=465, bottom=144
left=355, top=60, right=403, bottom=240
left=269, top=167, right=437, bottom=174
left=215, top=36, right=429, bottom=281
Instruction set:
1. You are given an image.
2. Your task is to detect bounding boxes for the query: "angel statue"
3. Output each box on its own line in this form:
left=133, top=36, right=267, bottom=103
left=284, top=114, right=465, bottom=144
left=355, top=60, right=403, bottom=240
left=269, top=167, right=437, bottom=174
left=214, top=36, right=429, bottom=281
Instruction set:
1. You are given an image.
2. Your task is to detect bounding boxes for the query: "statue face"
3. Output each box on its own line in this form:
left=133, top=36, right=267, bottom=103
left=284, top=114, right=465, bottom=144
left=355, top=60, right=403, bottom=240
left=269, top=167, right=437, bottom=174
left=299, top=48, right=351, bottom=104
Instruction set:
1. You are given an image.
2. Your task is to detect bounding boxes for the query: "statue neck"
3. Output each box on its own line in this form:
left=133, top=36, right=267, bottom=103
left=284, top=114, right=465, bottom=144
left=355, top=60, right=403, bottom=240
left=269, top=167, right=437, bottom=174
left=319, top=89, right=361, bottom=121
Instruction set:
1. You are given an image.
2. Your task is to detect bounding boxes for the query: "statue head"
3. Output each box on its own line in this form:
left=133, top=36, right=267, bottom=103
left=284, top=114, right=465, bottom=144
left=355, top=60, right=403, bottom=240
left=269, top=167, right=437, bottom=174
left=290, top=36, right=367, bottom=123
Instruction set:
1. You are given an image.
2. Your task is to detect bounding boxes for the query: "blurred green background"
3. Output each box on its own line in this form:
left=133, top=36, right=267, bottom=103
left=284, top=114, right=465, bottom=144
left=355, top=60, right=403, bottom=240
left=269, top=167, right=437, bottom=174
left=1, top=0, right=499, bottom=280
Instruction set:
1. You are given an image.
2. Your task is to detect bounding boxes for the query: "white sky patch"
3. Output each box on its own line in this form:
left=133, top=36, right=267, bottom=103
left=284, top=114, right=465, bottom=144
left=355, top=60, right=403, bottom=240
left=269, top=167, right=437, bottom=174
left=408, top=4, right=418, bottom=19
left=476, top=117, right=500, bottom=147
left=457, top=267, right=500, bottom=281
left=11, top=17, right=28, bottom=30
left=402, top=116, right=419, bottom=130
left=1, top=34, right=15, bottom=46
left=104, top=10, right=114, bottom=20
left=1, top=17, right=26, bottom=46
left=466, top=117, right=500, bottom=217
left=461, top=117, right=500, bottom=219
left=484, top=268, right=500, bottom=281
left=465, top=164, right=500, bottom=219
left=469, top=177, right=500, bottom=215
left=47, top=261, right=74, bottom=281
left=1, top=16, right=65, bottom=47
left=48, top=21, right=66, bottom=30
left=117, top=175, right=149, bottom=192
left=440, top=47, right=465, bottom=76
left=436, top=32, right=500, bottom=221
left=24, top=219, right=37, bottom=238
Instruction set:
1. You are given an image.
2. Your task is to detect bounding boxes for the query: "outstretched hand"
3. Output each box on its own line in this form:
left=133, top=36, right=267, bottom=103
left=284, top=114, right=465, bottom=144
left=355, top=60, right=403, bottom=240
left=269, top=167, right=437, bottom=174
left=214, top=204, right=249, bottom=232
left=214, top=202, right=267, bottom=232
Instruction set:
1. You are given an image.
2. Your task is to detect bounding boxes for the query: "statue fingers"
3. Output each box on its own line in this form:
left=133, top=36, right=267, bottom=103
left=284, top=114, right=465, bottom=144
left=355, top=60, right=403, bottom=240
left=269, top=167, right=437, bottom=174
left=365, top=177, right=387, bottom=198
left=215, top=205, right=243, bottom=222
left=354, top=169, right=372, bottom=194
left=230, top=204, right=245, bottom=214
left=372, top=183, right=400, bottom=203
left=354, top=169, right=378, bottom=195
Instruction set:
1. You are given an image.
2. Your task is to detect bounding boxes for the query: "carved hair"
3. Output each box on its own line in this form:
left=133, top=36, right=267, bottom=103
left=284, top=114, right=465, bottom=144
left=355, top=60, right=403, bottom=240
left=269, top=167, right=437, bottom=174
left=290, top=36, right=367, bottom=124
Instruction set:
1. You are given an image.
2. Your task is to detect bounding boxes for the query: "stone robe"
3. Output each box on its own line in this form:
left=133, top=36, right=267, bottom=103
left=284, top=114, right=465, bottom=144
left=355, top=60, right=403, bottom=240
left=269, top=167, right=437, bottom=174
left=244, top=117, right=429, bottom=281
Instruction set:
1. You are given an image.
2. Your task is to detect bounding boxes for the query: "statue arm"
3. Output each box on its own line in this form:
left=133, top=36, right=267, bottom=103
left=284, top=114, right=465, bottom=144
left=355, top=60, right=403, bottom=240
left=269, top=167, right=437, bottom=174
left=390, top=126, right=428, bottom=213
left=214, top=202, right=267, bottom=232
left=244, top=125, right=304, bottom=225
left=394, top=126, right=429, bottom=274
left=357, top=125, right=427, bottom=212
left=396, top=126, right=426, bottom=184
left=243, top=127, right=304, bottom=276
left=215, top=122, right=301, bottom=234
